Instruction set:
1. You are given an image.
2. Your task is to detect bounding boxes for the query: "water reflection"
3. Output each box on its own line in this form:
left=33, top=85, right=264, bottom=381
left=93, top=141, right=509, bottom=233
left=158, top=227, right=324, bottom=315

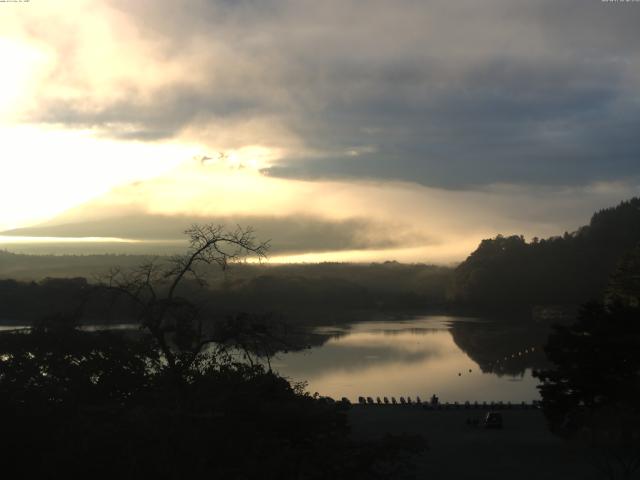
left=273, top=316, right=542, bottom=403
left=450, top=319, right=550, bottom=377
left=0, top=315, right=547, bottom=402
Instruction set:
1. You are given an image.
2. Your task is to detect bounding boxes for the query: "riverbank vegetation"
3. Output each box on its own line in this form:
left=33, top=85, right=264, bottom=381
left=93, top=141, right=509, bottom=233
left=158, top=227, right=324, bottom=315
left=0, top=224, right=426, bottom=479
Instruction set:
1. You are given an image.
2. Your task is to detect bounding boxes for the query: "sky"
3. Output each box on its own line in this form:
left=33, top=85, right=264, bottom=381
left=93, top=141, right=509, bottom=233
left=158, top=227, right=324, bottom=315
left=1, top=0, right=639, bottom=263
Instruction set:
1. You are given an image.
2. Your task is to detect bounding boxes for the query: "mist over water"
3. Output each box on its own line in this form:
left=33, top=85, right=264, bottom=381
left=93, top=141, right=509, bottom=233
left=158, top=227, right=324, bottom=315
left=272, top=316, right=541, bottom=403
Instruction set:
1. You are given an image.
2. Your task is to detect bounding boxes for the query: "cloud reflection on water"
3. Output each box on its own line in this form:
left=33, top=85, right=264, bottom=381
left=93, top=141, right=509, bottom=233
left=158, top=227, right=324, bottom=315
left=273, top=316, right=540, bottom=402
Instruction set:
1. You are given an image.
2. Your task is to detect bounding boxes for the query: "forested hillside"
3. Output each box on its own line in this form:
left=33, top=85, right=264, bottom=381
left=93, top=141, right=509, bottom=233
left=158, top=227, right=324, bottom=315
left=0, top=261, right=452, bottom=324
left=451, top=198, right=640, bottom=309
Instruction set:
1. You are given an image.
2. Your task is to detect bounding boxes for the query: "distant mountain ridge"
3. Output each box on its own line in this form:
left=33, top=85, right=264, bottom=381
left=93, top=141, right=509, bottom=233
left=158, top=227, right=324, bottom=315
left=451, top=197, right=640, bottom=309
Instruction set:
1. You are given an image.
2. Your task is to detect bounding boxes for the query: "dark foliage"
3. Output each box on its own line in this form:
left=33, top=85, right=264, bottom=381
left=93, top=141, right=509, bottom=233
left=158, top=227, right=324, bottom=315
left=537, top=244, right=640, bottom=479
left=535, top=302, right=640, bottom=431
left=0, top=320, right=425, bottom=480
left=535, top=240, right=640, bottom=421
left=0, top=224, right=426, bottom=479
left=0, top=276, right=94, bottom=322
left=607, top=244, right=640, bottom=307
left=535, top=301, right=640, bottom=478
left=452, top=197, right=640, bottom=310
left=0, top=264, right=452, bottom=326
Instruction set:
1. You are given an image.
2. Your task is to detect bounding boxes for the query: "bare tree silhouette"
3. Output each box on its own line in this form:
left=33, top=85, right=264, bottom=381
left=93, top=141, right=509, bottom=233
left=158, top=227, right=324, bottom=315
left=102, top=224, right=269, bottom=371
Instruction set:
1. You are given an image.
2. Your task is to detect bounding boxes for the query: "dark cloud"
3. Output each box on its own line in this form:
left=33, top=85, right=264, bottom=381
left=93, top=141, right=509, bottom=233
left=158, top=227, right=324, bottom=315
left=36, top=86, right=267, bottom=140
left=30, top=0, right=640, bottom=188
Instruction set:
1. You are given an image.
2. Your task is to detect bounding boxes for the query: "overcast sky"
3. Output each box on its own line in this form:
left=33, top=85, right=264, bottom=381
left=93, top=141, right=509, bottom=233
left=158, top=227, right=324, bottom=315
left=1, top=0, right=639, bottom=262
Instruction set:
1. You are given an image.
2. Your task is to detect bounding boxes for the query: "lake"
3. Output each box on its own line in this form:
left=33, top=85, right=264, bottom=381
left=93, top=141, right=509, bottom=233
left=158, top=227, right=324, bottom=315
left=271, top=315, right=543, bottom=403
left=0, top=314, right=546, bottom=403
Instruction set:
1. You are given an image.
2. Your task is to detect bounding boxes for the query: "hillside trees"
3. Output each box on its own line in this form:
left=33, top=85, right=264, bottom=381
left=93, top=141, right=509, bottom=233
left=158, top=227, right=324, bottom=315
left=535, top=251, right=640, bottom=479
left=451, top=198, right=640, bottom=310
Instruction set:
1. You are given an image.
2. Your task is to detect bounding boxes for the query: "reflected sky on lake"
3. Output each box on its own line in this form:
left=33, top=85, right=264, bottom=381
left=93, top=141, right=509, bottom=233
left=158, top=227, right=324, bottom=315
left=272, top=316, right=540, bottom=403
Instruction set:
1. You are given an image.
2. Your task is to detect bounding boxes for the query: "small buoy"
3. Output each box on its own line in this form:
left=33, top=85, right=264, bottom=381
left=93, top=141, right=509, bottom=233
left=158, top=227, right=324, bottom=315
left=458, top=372, right=462, bottom=376
left=468, top=369, right=472, bottom=373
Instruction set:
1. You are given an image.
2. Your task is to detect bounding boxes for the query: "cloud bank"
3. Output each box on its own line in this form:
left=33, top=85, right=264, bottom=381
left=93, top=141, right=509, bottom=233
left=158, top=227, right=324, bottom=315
left=10, top=0, right=639, bottom=189
left=2, top=0, right=639, bottom=261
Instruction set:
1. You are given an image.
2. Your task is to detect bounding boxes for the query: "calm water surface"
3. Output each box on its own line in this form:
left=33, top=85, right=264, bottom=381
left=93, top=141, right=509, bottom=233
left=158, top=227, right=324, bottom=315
left=0, top=315, right=542, bottom=402
left=271, top=315, right=541, bottom=403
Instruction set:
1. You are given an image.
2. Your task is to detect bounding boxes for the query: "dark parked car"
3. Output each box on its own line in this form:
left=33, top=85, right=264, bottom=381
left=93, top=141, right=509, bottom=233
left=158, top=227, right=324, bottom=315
left=483, top=412, right=503, bottom=429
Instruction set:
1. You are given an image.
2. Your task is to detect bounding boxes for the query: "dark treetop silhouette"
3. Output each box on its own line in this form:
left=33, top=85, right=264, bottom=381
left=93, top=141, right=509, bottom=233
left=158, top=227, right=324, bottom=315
left=452, top=198, right=640, bottom=311
left=0, top=224, right=425, bottom=480
left=535, top=248, right=640, bottom=479
left=100, top=224, right=269, bottom=372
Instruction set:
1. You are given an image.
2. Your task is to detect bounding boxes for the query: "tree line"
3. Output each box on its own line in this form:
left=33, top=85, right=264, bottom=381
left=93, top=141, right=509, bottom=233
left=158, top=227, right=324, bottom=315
left=0, top=224, right=425, bottom=479
left=451, top=197, right=640, bottom=311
